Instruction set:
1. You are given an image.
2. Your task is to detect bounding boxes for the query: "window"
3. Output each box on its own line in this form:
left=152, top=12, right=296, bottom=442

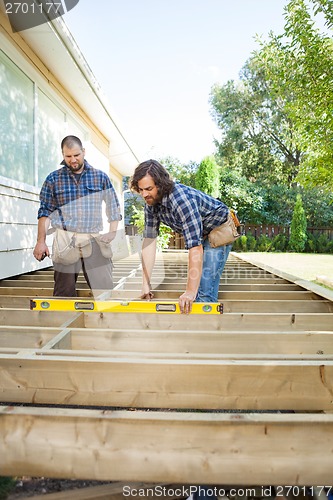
left=0, top=50, right=34, bottom=184
left=37, top=89, right=66, bottom=184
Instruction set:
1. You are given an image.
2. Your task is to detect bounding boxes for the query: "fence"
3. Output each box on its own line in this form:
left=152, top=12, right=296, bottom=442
left=243, top=225, right=333, bottom=240
left=168, top=225, right=333, bottom=250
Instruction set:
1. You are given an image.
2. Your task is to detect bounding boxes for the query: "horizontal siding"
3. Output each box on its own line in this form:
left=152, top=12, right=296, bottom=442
left=0, top=224, right=37, bottom=252
left=0, top=181, right=45, bottom=278
left=0, top=180, right=138, bottom=279
left=0, top=186, right=39, bottom=226
left=0, top=248, right=50, bottom=280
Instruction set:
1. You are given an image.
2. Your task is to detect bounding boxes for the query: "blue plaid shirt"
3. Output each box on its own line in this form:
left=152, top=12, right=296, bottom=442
left=144, top=183, right=229, bottom=249
left=38, top=160, right=122, bottom=233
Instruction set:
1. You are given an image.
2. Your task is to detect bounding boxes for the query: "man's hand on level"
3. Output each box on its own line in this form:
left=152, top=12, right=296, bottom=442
left=179, top=290, right=196, bottom=314
left=140, top=283, right=154, bottom=300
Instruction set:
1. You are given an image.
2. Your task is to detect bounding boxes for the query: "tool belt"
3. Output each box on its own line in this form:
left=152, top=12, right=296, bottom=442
left=52, top=228, right=113, bottom=265
left=208, top=210, right=241, bottom=248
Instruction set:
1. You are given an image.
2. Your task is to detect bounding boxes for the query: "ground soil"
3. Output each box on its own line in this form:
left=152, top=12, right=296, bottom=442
left=6, top=477, right=112, bottom=498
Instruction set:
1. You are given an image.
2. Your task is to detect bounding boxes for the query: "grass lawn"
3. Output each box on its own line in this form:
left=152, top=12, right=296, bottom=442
left=236, top=252, right=333, bottom=283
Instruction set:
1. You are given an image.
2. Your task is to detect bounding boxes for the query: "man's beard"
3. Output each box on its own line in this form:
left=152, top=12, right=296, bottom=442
left=67, top=162, right=84, bottom=173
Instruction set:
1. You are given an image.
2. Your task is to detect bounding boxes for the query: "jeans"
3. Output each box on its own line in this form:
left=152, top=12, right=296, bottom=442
left=196, top=240, right=232, bottom=302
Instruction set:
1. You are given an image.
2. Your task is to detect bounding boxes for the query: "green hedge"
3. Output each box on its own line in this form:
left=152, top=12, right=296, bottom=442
left=0, top=477, right=16, bottom=500
left=233, top=232, right=333, bottom=254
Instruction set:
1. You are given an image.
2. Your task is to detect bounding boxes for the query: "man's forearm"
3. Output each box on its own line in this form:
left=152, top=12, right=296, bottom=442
left=141, top=238, right=157, bottom=287
left=108, top=220, right=118, bottom=236
left=186, top=245, right=203, bottom=296
left=36, top=216, right=50, bottom=243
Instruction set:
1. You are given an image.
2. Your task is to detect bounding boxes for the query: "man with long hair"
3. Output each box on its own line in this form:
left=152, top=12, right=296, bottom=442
left=130, top=159, right=232, bottom=313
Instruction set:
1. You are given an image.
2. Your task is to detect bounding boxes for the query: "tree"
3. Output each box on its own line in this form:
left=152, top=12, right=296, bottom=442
left=210, top=57, right=303, bottom=187
left=195, top=156, right=220, bottom=197
left=218, top=165, right=265, bottom=223
left=256, top=0, right=333, bottom=190
left=159, top=156, right=198, bottom=188
left=289, top=194, right=307, bottom=252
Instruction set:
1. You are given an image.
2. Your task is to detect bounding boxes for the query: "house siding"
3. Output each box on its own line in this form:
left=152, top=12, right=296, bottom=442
left=0, top=9, right=135, bottom=279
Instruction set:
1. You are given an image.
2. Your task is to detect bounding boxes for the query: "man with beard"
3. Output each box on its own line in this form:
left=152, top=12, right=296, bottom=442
left=130, top=159, right=232, bottom=314
left=33, top=135, right=121, bottom=296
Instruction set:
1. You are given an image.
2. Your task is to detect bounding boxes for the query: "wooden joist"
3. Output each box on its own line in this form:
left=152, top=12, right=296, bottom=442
left=1, top=406, right=333, bottom=485
left=83, top=311, right=333, bottom=331
left=0, top=251, right=332, bottom=483
left=1, top=354, right=333, bottom=410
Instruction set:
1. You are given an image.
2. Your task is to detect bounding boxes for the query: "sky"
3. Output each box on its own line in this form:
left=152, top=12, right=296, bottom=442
left=64, top=0, right=289, bottom=164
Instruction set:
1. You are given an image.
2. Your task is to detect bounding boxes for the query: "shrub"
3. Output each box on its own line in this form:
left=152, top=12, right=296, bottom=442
left=317, top=234, right=330, bottom=253
left=0, top=477, right=16, bottom=500
left=256, top=234, right=272, bottom=251
left=246, top=233, right=257, bottom=251
left=305, top=232, right=317, bottom=253
left=326, top=240, right=333, bottom=254
left=239, top=235, right=248, bottom=252
left=270, top=234, right=288, bottom=252
left=288, top=194, right=307, bottom=252
left=132, top=207, right=172, bottom=250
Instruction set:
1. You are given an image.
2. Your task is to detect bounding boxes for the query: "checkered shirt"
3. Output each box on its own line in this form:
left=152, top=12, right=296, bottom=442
left=143, top=183, right=229, bottom=249
left=38, top=160, right=122, bottom=233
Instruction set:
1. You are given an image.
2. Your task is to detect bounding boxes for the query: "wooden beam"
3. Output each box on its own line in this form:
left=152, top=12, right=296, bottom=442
left=110, top=289, right=315, bottom=300
left=84, top=312, right=333, bottom=331
left=66, top=329, right=333, bottom=355
left=1, top=406, right=333, bottom=485
left=124, top=283, right=304, bottom=291
left=0, top=310, right=80, bottom=327
left=220, top=300, right=333, bottom=313
left=0, top=326, right=62, bottom=349
left=0, top=288, right=92, bottom=297
left=2, top=327, right=333, bottom=355
left=1, top=356, right=332, bottom=410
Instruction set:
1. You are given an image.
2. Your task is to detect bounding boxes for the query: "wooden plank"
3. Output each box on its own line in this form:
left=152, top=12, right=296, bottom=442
left=138, top=283, right=303, bottom=291
left=123, top=278, right=293, bottom=288
left=0, top=309, right=80, bottom=327
left=0, top=295, right=34, bottom=308
left=125, top=272, right=278, bottom=282
left=217, top=290, right=324, bottom=300
left=110, top=289, right=314, bottom=300
left=67, top=329, right=333, bottom=355
left=27, top=349, right=333, bottom=361
left=0, top=280, right=90, bottom=288
left=1, top=407, right=333, bottom=485
left=220, top=300, right=333, bottom=313
left=41, top=328, right=72, bottom=350
left=3, top=328, right=332, bottom=355
left=1, top=356, right=332, bottom=410
left=0, top=288, right=92, bottom=297
left=83, top=312, right=333, bottom=332
left=0, top=326, right=62, bottom=348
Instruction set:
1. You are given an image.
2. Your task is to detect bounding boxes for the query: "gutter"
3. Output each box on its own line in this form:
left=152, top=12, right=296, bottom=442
left=48, top=15, right=140, bottom=164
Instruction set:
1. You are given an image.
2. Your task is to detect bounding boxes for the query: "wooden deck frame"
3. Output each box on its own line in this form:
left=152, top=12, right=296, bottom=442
left=0, top=251, right=332, bottom=483
left=1, top=353, right=333, bottom=410
left=1, top=406, right=333, bottom=485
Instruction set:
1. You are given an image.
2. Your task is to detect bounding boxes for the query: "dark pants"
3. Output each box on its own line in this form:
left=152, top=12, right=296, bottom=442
left=53, top=239, right=113, bottom=297
left=193, top=487, right=217, bottom=500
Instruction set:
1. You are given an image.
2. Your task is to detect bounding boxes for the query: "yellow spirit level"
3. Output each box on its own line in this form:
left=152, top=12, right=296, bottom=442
left=30, top=299, right=223, bottom=314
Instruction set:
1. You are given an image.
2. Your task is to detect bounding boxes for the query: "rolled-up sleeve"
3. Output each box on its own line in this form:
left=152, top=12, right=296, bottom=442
left=37, top=178, right=57, bottom=219
left=104, top=178, right=122, bottom=222
left=143, top=206, right=159, bottom=239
